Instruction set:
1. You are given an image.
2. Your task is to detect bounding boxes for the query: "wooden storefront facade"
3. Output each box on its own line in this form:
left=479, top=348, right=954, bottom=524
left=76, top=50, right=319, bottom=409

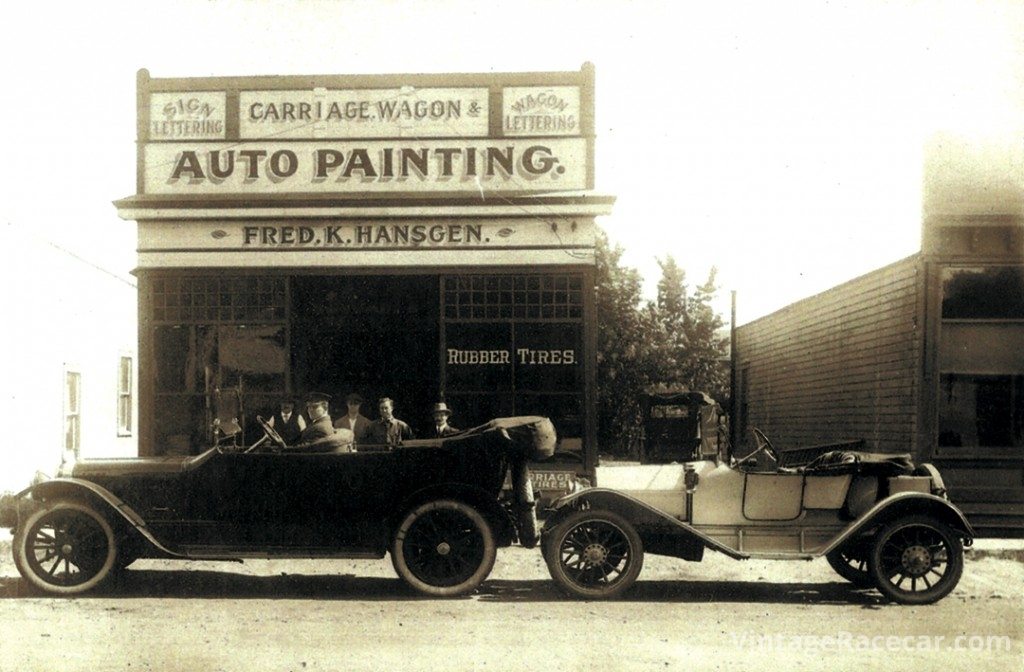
left=115, top=66, right=613, bottom=484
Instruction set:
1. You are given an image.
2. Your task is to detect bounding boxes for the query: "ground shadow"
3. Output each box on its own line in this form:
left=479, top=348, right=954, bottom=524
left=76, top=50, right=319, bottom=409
left=0, top=570, right=882, bottom=606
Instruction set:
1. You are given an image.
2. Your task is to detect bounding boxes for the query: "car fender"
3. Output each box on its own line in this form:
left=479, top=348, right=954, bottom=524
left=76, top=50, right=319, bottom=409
left=391, top=482, right=516, bottom=547
left=27, top=478, right=185, bottom=558
left=821, top=491, right=975, bottom=556
left=545, top=488, right=741, bottom=561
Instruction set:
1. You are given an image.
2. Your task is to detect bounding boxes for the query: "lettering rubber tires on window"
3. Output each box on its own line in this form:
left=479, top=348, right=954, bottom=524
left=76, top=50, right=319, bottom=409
left=868, top=515, right=964, bottom=605
left=390, top=499, right=497, bottom=597
left=13, top=500, right=119, bottom=595
left=544, top=509, right=644, bottom=600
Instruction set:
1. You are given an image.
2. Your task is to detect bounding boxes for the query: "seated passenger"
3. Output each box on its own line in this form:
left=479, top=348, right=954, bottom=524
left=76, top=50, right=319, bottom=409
left=431, top=402, right=460, bottom=438
left=267, top=398, right=306, bottom=446
left=366, top=397, right=414, bottom=449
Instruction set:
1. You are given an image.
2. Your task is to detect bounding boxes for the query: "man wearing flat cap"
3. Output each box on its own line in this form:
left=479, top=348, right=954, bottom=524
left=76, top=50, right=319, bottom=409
left=431, top=402, right=460, bottom=438
left=298, top=392, right=335, bottom=444
left=333, top=392, right=372, bottom=445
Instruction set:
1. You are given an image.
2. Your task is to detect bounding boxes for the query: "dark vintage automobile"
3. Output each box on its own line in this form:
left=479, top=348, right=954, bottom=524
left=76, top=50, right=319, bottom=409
left=1, top=416, right=554, bottom=597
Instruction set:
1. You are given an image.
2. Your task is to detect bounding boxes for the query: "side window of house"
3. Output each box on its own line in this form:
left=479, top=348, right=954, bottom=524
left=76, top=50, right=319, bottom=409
left=65, top=370, right=82, bottom=456
left=118, top=356, right=133, bottom=436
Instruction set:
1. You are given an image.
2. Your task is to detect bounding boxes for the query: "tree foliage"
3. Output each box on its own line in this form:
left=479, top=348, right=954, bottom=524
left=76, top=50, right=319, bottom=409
left=595, top=231, right=729, bottom=457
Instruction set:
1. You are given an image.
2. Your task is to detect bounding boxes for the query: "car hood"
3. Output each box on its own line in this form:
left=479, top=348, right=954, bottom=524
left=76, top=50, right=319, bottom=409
left=69, top=450, right=214, bottom=478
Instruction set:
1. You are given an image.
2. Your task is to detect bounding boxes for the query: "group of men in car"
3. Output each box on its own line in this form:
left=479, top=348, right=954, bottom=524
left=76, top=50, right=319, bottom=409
left=268, top=392, right=460, bottom=450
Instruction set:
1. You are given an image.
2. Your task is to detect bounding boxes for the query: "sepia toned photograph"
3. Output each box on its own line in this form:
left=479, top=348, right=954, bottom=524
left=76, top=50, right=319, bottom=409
left=0, top=1, right=1021, bottom=670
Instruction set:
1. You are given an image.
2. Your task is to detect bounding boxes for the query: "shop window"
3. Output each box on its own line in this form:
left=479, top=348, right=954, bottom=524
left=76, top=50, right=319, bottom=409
left=118, top=356, right=133, bottom=436
left=64, top=371, right=81, bottom=456
left=152, top=275, right=286, bottom=323
left=938, top=374, right=1023, bottom=449
left=443, top=274, right=583, bottom=320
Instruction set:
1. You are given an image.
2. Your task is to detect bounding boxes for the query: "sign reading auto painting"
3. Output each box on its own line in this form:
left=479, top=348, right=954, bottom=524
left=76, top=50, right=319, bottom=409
left=149, top=92, right=226, bottom=139
left=143, top=139, right=587, bottom=194
left=503, top=87, right=580, bottom=136
left=239, top=88, right=489, bottom=138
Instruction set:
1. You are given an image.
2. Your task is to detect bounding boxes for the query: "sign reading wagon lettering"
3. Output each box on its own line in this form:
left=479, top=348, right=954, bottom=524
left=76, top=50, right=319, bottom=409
left=143, top=139, right=587, bottom=194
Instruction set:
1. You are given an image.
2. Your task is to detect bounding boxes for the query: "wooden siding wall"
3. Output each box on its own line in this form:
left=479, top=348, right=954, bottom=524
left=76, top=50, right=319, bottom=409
left=734, top=255, right=923, bottom=456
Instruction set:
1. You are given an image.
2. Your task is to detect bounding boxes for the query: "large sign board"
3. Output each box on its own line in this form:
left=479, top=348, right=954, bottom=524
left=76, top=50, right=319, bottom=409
left=137, top=67, right=595, bottom=197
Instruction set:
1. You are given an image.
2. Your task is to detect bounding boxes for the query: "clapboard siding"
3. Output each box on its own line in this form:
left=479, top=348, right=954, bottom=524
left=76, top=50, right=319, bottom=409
left=735, top=255, right=923, bottom=455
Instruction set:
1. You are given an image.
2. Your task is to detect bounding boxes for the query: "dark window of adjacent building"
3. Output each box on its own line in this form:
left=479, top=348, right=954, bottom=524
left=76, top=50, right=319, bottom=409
left=938, top=265, right=1024, bottom=453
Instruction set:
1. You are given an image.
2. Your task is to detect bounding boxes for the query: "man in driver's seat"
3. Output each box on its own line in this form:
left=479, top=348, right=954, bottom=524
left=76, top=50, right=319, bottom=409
left=298, top=392, right=335, bottom=444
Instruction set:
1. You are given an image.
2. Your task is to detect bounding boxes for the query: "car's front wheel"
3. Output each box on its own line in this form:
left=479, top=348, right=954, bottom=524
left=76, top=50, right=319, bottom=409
left=544, top=509, right=644, bottom=599
left=868, top=515, right=964, bottom=605
left=13, top=499, right=119, bottom=595
left=391, top=499, right=496, bottom=597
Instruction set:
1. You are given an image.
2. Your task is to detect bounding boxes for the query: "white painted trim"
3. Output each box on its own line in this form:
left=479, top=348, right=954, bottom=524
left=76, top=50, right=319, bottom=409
left=136, top=248, right=595, bottom=268
left=117, top=202, right=615, bottom=220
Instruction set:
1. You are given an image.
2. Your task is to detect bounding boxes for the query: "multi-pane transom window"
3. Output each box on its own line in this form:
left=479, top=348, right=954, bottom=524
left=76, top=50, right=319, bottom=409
left=151, top=276, right=286, bottom=323
left=443, top=274, right=583, bottom=320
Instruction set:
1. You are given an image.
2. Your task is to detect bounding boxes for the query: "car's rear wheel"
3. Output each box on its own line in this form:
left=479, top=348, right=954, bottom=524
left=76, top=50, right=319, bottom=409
left=545, top=509, right=643, bottom=599
left=13, top=500, right=118, bottom=595
left=826, top=543, right=874, bottom=587
left=868, top=515, right=964, bottom=605
left=391, top=499, right=496, bottom=597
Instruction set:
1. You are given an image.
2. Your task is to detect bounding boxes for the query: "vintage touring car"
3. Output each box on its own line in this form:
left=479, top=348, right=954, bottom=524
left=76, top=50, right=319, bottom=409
left=1, top=416, right=553, bottom=597
left=542, top=427, right=975, bottom=605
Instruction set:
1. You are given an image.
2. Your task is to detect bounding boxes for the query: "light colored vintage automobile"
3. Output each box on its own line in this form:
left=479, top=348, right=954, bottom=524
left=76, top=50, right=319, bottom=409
left=542, top=429, right=974, bottom=604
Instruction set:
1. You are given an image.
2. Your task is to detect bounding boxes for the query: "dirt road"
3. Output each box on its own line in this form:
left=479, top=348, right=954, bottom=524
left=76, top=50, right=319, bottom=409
left=0, top=537, right=1020, bottom=672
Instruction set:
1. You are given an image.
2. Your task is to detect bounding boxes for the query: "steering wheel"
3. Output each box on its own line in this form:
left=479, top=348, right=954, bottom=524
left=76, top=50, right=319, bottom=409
left=255, top=415, right=287, bottom=451
left=751, top=428, right=779, bottom=463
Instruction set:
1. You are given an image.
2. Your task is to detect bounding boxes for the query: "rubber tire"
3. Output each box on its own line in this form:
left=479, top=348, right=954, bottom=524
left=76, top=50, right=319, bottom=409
left=826, top=544, right=875, bottom=588
left=545, top=509, right=644, bottom=600
left=868, top=515, right=964, bottom=605
left=13, top=500, right=118, bottom=596
left=390, top=499, right=497, bottom=598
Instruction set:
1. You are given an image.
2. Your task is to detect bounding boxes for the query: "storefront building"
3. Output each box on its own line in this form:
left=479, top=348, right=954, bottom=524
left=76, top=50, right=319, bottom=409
left=733, top=135, right=1023, bottom=536
left=115, top=66, right=613, bottom=482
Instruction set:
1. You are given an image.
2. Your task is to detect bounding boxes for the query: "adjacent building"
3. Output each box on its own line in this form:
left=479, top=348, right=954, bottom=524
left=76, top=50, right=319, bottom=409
left=0, top=227, right=138, bottom=493
left=734, top=134, right=1024, bottom=536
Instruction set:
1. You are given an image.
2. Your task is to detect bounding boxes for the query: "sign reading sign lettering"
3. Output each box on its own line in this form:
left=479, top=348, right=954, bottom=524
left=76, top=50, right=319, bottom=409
left=149, top=92, right=226, bottom=140
left=240, top=88, right=489, bottom=139
left=143, top=139, right=586, bottom=194
left=503, top=87, right=580, bottom=137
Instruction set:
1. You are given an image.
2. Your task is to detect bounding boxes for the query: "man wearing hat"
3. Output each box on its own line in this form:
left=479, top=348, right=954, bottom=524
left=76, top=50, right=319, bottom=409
left=267, top=398, right=306, bottom=446
left=431, top=402, right=460, bottom=438
left=298, top=392, right=335, bottom=444
left=333, top=392, right=372, bottom=444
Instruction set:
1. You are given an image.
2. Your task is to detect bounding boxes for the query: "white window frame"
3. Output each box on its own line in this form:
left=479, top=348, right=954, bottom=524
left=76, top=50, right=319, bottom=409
left=64, top=369, right=82, bottom=456
left=118, top=356, right=133, bottom=437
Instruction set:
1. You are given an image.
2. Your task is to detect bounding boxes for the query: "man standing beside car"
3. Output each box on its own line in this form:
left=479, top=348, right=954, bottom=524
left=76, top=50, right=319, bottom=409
left=367, top=397, right=414, bottom=449
left=334, top=392, right=373, bottom=445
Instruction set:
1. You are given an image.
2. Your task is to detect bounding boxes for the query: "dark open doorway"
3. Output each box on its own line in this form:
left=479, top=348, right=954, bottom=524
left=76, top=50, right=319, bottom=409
left=290, top=275, right=440, bottom=433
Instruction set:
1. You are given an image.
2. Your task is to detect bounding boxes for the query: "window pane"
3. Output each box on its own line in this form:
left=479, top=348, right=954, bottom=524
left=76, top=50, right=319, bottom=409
left=942, top=266, right=1024, bottom=319
left=938, top=374, right=1024, bottom=448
